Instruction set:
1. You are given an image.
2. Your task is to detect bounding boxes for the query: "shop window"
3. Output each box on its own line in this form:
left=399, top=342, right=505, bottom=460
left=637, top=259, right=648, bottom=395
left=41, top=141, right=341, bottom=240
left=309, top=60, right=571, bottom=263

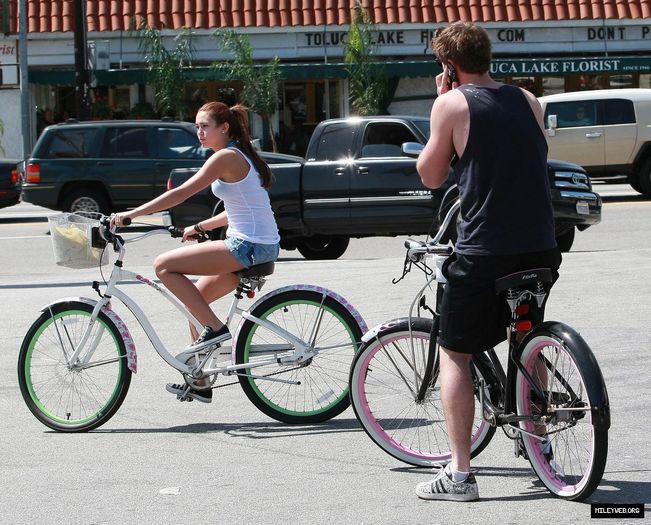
left=509, top=77, right=541, bottom=96
left=609, top=75, right=634, bottom=89
left=640, top=75, right=651, bottom=89
left=541, top=77, right=564, bottom=96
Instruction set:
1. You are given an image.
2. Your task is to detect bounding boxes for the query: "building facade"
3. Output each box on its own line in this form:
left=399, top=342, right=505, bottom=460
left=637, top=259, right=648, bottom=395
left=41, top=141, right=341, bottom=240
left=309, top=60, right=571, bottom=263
left=2, top=0, right=651, bottom=157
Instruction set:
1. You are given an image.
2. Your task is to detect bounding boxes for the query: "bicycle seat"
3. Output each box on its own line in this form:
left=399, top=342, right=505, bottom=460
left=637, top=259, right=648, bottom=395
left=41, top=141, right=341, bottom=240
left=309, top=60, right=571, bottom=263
left=494, top=268, right=553, bottom=294
left=235, top=262, right=275, bottom=279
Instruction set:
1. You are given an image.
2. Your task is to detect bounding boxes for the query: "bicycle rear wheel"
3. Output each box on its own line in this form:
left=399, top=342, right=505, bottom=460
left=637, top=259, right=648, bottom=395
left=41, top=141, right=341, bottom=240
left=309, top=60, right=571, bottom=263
left=349, top=317, right=496, bottom=467
left=18, top=301, right=132, bottom=432
left=515, top=322, right=609, bottom=501
left=235, top=289, right=364, bottom=423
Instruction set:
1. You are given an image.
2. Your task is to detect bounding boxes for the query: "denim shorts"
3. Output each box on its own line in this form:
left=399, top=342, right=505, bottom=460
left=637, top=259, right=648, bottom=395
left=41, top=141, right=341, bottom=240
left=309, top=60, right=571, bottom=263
left=224, top=236, right=280, bottom=269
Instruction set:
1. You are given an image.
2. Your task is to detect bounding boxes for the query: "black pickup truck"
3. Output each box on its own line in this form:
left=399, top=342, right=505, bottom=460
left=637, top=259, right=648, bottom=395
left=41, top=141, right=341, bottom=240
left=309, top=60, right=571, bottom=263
left=166, top=116, right=602, bottom=259
left=0, top=159, right=22, bottom=209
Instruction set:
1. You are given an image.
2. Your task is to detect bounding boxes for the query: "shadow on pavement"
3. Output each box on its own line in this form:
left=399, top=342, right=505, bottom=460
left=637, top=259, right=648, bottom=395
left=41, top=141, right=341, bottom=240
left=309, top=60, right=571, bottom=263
left=83, top=417, right=364, bottom=438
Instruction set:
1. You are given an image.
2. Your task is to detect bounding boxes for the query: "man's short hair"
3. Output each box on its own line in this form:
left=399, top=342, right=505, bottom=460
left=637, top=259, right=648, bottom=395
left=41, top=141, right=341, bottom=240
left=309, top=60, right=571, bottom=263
left=431, top=22, right=492, bottom=74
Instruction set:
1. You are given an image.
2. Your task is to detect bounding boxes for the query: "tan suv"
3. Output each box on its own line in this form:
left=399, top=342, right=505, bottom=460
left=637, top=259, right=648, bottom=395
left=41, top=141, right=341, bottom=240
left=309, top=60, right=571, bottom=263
left=539, top=88, right=651, bottom=195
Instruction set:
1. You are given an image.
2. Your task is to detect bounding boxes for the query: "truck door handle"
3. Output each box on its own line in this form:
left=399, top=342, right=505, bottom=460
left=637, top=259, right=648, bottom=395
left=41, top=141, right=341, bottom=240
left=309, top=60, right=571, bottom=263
left=357, top=166, right=369, bottom=174
left=585, top=132, right=602, bottom=138
left=96, top=161, right=112, bottom=166
left=334, top=167, right=347, bottom=175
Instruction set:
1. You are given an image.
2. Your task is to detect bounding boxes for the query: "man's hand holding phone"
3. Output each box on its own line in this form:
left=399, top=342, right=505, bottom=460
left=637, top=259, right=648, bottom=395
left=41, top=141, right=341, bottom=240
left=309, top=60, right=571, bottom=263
left=436, top=63, right=458, bottom=96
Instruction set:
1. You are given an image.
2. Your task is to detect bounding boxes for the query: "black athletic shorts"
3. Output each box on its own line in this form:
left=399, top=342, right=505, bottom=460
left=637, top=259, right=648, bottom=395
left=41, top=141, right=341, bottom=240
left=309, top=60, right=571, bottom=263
left=436, top=248, right=562, bottom=355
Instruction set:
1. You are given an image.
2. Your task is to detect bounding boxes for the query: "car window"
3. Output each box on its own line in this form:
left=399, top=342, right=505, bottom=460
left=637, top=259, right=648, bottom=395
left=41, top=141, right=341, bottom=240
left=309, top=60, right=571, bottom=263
left=45, top=129, right=96, bottom=158
left=361, top=122, right=418, bottom=157
left=604, top=99, right=635, bottom=125
left=101, top=127, right=149, bottom=158
left=155, top=127, right=208, bottom=159
left=314, top=123, right=356, bottom=161
left=413, top=120, right=430, bottom=139
left=545, top=101, right=598, bottom=128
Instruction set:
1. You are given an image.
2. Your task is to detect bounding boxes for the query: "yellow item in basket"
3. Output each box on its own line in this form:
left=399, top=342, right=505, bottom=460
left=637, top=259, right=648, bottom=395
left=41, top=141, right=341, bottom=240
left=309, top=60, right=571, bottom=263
left=55, top=224, right=89, bottom=246
left=50, top=218, right=105, bottom=268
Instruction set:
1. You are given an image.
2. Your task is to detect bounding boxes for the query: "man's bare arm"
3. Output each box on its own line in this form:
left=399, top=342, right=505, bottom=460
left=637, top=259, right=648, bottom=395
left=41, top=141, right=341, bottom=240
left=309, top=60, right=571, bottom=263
left=417, top=93, right=458, bottom=189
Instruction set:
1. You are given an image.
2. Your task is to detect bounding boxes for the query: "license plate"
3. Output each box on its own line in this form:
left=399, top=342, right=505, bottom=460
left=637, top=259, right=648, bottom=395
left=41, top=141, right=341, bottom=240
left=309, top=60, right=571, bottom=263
left=576, top=201, right=590, bottom=215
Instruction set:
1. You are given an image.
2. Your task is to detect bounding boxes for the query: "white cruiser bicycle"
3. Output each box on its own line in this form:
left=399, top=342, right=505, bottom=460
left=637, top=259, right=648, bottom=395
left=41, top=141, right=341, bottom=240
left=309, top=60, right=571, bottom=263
left=18, top=213, right=367, bottom=432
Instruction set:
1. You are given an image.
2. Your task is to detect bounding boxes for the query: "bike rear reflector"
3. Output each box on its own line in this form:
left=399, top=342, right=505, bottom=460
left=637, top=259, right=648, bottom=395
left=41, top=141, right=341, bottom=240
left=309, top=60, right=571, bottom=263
left=515, top=320, right=532, bottom=332
left=515, top=304, right=530, bottom=315
left=247, top=291, right=255, bottom=299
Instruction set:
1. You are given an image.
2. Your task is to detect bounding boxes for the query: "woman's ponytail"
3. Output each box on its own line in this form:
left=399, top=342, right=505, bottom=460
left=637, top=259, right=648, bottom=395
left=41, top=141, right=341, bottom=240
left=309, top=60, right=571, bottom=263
left=229, top=105, right=273, bottom=189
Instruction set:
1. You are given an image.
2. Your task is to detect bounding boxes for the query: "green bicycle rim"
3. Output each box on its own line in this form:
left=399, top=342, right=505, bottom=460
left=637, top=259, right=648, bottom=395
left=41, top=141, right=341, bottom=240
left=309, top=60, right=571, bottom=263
left=24, top=309, right=125, bottom=426
left=243, top=298, right=355, bottom=417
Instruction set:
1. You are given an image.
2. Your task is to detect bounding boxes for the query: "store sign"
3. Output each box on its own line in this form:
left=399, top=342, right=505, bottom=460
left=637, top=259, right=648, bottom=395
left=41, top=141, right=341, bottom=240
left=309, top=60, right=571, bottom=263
left=0, top=38, right=18, bottom=86
left=299, top=24, right=651, bottom=58
left=490, top=56, right=651, bottom=76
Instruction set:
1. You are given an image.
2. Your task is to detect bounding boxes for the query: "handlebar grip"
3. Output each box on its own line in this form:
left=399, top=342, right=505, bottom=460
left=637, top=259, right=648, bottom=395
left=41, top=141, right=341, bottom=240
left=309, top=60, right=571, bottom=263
left=122, top=217, right=131, bottom=226
left=168, top=226, right=185, bottom=238
left=404, top=238, right=426, bottom=249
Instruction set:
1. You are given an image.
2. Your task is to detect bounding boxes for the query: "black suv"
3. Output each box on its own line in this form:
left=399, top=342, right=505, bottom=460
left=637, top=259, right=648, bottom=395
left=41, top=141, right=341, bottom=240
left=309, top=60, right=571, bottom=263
left=21, top=119, right=211, bottom=214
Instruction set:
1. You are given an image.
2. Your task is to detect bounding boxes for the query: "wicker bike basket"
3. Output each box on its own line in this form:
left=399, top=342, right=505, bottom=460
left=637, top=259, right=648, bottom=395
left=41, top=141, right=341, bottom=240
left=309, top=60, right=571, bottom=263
left=48, top=213, right=108, bottom=269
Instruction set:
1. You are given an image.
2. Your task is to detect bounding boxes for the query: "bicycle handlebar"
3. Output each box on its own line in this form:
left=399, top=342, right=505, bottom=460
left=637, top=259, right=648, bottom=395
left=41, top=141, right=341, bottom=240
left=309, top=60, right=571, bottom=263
left=95, top=216, right=196, bottom=249
left=403, top=200, right=460, bottom=262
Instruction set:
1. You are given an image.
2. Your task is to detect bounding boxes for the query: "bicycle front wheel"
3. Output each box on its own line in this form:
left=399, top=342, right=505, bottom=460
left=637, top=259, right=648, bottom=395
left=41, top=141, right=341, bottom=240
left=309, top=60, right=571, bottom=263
left=349, top=317, right=496, bottom=467
left=18, top=301, right=132, bottom=432
left=235, top=289, right=364, bottom=424
left=515, top=322, right=609, bottom=501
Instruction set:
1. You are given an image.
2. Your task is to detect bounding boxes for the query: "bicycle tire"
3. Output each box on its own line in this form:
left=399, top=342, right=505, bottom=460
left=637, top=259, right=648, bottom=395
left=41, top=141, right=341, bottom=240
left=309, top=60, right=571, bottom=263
left=234, top=289, right=364, bottom=424
left=349, top=317, right=496, bottom=467
left=514, top=322, right=609, bottom=501
left=18, top=300, right=132, bottom=432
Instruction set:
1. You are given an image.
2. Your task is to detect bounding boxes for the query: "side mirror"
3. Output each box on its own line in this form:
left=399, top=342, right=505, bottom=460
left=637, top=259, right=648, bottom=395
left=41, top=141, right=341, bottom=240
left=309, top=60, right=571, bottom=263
left=402, top=142, right=424, bottom=158
left=547, top=115, right=557, bottom=137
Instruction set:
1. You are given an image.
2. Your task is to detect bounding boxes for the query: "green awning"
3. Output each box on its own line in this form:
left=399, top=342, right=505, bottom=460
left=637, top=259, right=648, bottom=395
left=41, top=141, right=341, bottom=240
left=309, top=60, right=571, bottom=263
left=29, top=55, right=651, bottom=86
left=29, top=59, right=436, bottom=86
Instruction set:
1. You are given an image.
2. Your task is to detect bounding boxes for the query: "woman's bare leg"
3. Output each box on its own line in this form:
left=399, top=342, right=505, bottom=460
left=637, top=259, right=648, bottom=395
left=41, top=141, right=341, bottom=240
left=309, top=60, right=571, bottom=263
left=153, top=240, right=243, bottom=331
left=188, top=273, right=240, bottom=340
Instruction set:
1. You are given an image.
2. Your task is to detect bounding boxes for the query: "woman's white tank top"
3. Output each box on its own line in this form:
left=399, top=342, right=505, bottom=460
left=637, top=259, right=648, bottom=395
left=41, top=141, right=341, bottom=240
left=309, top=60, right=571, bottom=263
left=210, top=147, right=280, bottom=244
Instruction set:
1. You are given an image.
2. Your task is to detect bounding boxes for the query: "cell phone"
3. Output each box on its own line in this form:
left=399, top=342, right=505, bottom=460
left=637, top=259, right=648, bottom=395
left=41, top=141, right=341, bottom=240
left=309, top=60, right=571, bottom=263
left=446, top=63, right=457, bottom=89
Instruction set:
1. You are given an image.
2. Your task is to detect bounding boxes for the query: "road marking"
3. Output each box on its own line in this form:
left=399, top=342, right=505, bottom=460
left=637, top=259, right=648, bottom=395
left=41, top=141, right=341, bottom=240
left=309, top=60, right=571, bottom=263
left=0, top=235, right=47, bottom=240
left=603, top=200, right=651, bottom=207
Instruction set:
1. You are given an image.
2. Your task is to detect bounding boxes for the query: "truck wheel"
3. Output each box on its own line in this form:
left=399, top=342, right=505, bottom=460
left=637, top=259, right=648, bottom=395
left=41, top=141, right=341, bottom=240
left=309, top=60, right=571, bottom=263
left=62, top=188, right=111, bottom=215
left=296, top=235, right=350, bottom=260
left=636, top=158, right=651, bottom=196
left=556, top=227, right=575, bottom=253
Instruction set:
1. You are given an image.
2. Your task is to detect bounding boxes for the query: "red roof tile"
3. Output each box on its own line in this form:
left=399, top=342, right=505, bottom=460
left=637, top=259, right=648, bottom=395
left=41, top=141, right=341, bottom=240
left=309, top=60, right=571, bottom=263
left=3, top=0, right=650, bottom=34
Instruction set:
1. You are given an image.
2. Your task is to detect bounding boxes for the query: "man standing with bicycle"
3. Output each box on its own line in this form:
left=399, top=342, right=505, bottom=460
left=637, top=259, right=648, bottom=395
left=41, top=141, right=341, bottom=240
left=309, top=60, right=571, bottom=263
left=415, top=22, right=561, bottom=501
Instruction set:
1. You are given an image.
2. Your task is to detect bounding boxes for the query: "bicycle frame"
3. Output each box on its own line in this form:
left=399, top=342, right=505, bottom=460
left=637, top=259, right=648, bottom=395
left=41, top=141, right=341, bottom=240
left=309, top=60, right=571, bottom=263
left=400, top=201, right=559, bottom=441
left=64, top=229, right=322, bottom=382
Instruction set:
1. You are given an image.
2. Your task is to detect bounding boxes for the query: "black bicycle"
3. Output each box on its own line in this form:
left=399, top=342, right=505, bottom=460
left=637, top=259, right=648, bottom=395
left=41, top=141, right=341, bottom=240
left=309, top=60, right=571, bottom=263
left=349, top=201, right=610, bottom=501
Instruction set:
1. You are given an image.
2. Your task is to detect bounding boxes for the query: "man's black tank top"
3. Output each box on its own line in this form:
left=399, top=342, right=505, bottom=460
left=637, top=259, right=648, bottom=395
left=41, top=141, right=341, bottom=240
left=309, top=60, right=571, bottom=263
left=452, top=84, right=556, bottom=256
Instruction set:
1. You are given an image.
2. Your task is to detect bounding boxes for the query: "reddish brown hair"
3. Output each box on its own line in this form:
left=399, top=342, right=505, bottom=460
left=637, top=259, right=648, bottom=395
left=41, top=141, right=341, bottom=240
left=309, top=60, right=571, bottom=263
left=198, top=101, right=273, bottom=188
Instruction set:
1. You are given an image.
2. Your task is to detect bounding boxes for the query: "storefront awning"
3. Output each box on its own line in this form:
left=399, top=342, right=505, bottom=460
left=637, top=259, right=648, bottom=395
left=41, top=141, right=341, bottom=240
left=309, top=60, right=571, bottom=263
left=28, top=55, right=651, bottom=86
left=29, top=59, right=437, bottom=85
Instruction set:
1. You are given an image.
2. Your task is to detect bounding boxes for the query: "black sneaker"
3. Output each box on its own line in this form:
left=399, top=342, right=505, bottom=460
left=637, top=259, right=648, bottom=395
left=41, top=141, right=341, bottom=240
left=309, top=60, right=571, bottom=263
left=415, top=467, right=479, bottom=501
left=166, top=383, right=213, bottom=403
left=186, top=325, right=231, bottom=351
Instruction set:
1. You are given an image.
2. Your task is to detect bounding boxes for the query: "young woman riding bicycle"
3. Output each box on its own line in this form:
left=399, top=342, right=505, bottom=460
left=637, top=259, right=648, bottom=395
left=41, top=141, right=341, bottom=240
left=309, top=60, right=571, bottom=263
left=110, top=102, right=280, bottom=403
